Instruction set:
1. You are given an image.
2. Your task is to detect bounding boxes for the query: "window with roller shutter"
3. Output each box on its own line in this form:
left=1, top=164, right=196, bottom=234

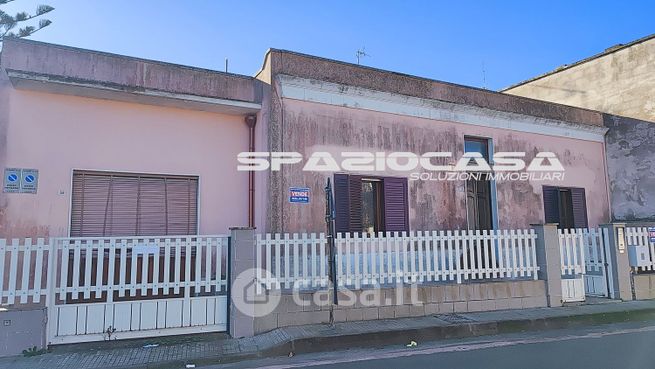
left=334, top=173, right=409, bottom=234
left=70, top=170, right=198, bottom=237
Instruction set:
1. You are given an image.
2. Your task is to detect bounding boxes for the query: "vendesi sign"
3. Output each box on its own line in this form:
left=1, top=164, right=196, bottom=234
left=3, top=168, right=38, bottom=194
left=289, top=187, right=310, bottom=203
left=649, top=227, right=655, bottom=244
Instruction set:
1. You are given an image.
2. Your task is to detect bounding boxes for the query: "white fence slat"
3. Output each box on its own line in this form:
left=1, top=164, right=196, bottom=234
left=163, top=238, right=172, bottom=295
left=7, top=239, right=20, bottom=304
left=83, top=240, right=93, bottom=300
left=173, top=238, right=182, bottom=295
left=319, top=233, right=326, bottom=287
left=95, top=240, right=105, bottom=299
left=0, top=239, right=5, bottom=302
left=19, top=238, right=33, bottom=303
left=70, top=239, right=82, bottom=300
left=118, top=239, right=128, bottom=297
left=301, top=233, right=309, bottom=288
left=107, top=240, right=116, bottom=302
left=530, top=229, right=538, bottom=280
left=283, top=233, right=291, bottom=289
left=129, top=240, right=138, bottom=297
left=33, top=238, right=45, bottom=303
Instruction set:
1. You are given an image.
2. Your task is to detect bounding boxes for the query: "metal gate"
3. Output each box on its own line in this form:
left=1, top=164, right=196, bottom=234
left=559, top=228, right=613, bottom=303
left=46, top=235, right=230, bottom=344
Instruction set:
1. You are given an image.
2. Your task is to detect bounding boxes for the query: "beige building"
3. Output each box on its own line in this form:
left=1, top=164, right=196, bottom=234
left=503, top=34, right=655, bottom=123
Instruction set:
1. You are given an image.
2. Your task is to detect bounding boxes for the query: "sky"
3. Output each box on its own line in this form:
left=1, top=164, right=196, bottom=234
left=2, top=0, right=654, bottom=90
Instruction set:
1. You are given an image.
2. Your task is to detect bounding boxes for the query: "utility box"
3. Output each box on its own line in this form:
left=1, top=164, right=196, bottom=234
left=0, top=306, right=47, bottom=357
left=628, top=245, right=651, bottom=268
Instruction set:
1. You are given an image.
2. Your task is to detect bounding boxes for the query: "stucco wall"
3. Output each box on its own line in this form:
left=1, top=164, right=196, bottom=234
left=273, top=98, right=610, bottom=233
left=0, top=88, right=250, bottom=238
left=504, top=36, right=655, bottom=123
left=604, top=115, right=655, bottom=222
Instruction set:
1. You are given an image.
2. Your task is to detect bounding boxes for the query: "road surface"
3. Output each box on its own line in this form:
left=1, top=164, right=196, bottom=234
left=206, top=320, right=655, bottom=369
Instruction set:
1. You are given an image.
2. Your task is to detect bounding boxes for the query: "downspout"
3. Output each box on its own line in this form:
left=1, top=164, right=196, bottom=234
left=245, top=114, right=257, bottom=228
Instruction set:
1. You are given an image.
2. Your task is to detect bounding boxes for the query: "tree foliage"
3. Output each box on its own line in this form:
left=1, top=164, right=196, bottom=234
left=0, top=0, right=53, bottom=44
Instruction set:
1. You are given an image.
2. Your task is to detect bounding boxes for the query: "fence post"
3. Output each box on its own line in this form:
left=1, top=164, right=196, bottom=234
left=229, top=227, right=257, bottom=338
left=600, top=223, right=632, bottom=300
left=531, top=223, right=563, bottom=307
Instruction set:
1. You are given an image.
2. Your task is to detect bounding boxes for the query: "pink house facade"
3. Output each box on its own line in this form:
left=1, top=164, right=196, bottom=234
left=0, top=39, right=612, bottom=239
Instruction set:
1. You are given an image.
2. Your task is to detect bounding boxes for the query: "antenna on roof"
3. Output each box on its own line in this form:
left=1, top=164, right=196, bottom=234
left=225, top=58, right=229, bottom=73
left=481, top=61, right=487, bottom=90
left=356, top=47, right=370, bottom=65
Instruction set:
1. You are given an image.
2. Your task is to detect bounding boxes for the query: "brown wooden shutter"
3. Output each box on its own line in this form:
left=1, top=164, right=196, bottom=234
left=348, top=175, right=363, bottom=233
left=542, top=186, right=560, bottom=225
left=334, top=173, right=350, bottom=233
left=70, top=171, right=198, bottom=237
left=383, top=177, right=409, bottom=232
left=570, top=187, right=588, bottom=228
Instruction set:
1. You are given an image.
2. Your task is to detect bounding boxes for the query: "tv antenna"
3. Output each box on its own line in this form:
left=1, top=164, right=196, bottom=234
left=356, top=47, right=370, bottom=65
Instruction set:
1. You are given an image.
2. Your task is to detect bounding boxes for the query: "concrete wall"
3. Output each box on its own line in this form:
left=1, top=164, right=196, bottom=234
left=253, top=280, right=547, bottom=334
left=633, top=274, right=655, bottom=300
left=1, top=38, right=261, bottom=104
left=604, top=115, right=655, bottom=222
left=271, top=97, right=610, bottom=233
left=0, top=306, right=47, bottom=357
left=0, top=87, right=250, bottom=238
left=504, top=35, right=655, bottom=123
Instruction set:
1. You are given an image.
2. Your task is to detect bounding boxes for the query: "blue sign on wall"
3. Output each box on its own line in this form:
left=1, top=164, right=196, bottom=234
left=289, top=187, right=310, bottom=204
left=649, top=227, right=655, bottom=244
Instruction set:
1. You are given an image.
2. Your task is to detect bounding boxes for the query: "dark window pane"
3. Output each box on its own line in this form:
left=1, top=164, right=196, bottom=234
left=362, top=180, right=381, bottom=234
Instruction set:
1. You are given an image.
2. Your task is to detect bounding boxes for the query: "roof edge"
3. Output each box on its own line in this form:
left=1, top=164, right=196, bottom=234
left=502, top=33, right=655, bottom=91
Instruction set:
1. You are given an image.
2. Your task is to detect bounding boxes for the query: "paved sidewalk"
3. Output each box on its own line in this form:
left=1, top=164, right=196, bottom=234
left=2, top=300, right=655, bottom=369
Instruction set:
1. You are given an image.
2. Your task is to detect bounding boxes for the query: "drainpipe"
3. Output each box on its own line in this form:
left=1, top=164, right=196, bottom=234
left=245, top=114, right=257, bottom=228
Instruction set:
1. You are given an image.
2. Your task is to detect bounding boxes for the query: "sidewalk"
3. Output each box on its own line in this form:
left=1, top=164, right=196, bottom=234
left=2, top=300, right=655, bottom=369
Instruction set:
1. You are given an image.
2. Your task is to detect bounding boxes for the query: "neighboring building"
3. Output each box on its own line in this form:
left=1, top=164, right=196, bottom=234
left=503, top=33, right=655, bottom=123
left=0, top=38, right=613, bottom=240
left=504, top=34, right=655, bottom=223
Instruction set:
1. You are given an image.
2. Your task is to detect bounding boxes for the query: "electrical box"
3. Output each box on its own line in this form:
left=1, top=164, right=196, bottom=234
left=628, top=245, right=651, bottom=268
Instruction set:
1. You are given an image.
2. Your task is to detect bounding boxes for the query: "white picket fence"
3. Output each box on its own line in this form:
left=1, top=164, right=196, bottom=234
left=558, top=228, right=608, bottom=276
left=558, top=228, right=611, bottom=301
left=0, top=236, right=230, bottom=344
left=626, top=227, right=655, bottom=272
left=256, top=229, right=540, bottom=291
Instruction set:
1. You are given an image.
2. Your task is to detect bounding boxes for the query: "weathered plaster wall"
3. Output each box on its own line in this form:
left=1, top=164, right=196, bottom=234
left=604, top=115, right=655, bottom=222
left=274, top=98, right=610, bottom=233
left=1, top=88, right=250, bottom=238
left=0, top=68, right=9, bottom=237
left=504, top=36, right=655, bottom=123
left=259, top=49, right=610, bottom=233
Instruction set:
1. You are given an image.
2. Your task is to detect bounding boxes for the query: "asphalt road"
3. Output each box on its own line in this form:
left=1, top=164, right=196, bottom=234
left=207, top=320, right=655, bottom=369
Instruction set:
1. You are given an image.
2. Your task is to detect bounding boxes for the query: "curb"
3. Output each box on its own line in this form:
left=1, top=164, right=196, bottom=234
left=148, top=305, right=655, bottom=369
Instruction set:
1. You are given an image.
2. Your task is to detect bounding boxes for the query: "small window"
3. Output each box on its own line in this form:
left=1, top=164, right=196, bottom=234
left=70, top=171, right=199, bottom=237
left=334, top=174, right=408, bottom=234
left=543, top=186, right=588, bottom=229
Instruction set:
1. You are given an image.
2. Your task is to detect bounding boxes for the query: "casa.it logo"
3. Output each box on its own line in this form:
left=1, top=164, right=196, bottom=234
left=232, top=268, right=281, bottom=318
left=236, top=151, right=566, bottom=181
